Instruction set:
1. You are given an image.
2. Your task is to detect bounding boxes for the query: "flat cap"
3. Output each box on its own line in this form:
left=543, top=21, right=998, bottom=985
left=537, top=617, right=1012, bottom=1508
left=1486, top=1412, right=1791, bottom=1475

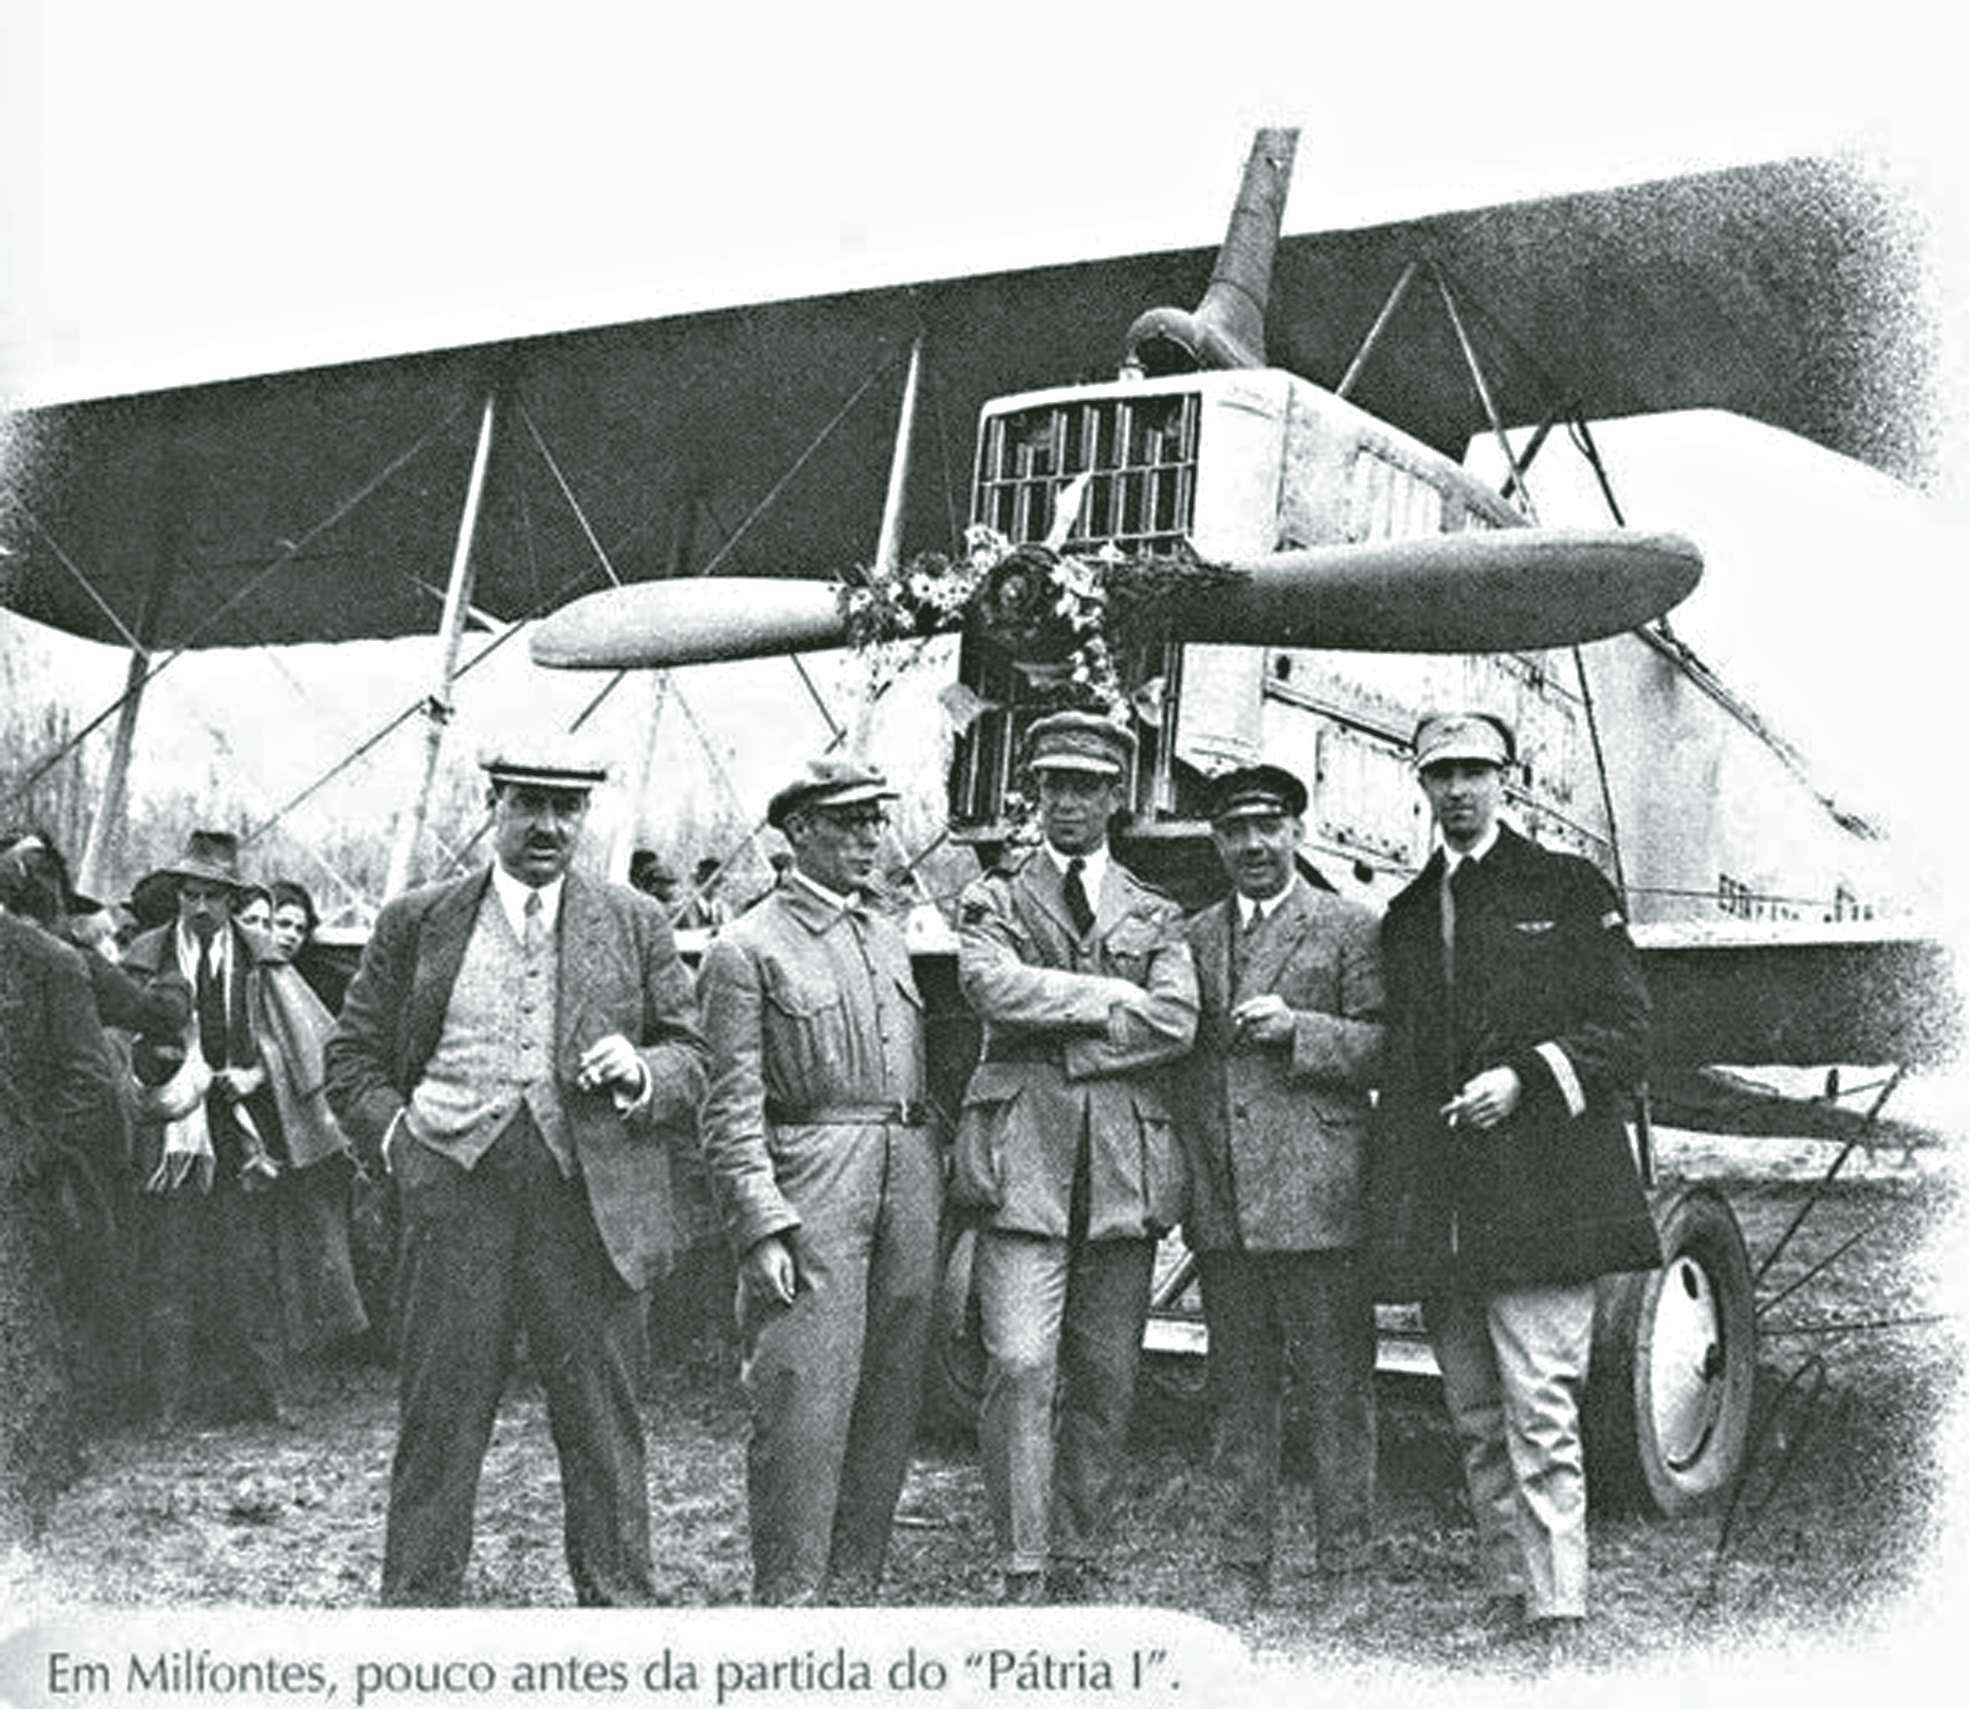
left=767, top=759, right=899, bottom=830
left=1024, top=709, right=1134, bottom=776
left=1208, top=763, right=1308, bottom=823
left=1413, top=710, right=1515, bottom=771
left=480, top=742, right=609, bottom=791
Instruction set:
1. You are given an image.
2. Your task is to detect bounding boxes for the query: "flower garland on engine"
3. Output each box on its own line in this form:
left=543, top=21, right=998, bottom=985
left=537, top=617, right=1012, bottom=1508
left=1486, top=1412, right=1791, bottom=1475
left=839, top=525, right=1238, bottom=718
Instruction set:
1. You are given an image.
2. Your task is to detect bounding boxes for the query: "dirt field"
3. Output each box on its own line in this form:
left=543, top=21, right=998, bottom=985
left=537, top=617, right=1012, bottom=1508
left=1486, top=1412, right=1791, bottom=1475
left=2, top=1133, right=1961, bottom=1695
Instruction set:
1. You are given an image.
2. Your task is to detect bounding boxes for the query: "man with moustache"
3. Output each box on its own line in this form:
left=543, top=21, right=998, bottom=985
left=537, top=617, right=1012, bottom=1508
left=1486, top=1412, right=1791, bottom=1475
left=697, top=759, right=939, bottom=1606
left=1175, top=765, right=1383, bottom=1615
left=326, top=746, right=706, bottom=1606
left=952, top=710, right=1198, bottom=1604
left=1374, top=710, right=1657, bottom=1656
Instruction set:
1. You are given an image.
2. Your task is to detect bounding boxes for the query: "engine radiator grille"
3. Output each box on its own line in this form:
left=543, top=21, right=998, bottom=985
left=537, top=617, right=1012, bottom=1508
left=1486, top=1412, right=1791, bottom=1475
left=972, top=392, right=1201, bottom=547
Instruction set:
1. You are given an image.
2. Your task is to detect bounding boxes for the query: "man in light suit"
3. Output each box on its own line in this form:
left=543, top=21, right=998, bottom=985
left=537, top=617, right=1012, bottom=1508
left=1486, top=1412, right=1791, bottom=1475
left=325, top=747, right=706, bottom=1606
left=952, top=710, right=1198, bottom=1604
left=1175, top=765, right=1383, bottom=1615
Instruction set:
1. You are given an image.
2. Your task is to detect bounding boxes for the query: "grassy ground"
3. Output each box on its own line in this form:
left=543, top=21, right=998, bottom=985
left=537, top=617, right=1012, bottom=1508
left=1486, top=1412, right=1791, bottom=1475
left=2, top=1145, right=1960, bottom=1696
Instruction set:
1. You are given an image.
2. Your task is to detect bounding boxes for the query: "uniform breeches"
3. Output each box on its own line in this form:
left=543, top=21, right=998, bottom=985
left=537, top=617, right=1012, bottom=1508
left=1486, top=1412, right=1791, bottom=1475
left=738, top=1121, right=941, bottom=1605
left=383, top=1109, right=652, bottom=1607
left=1198, top=1246, right=1376, bottom=1574
left=973, top=1227, right=1154, bottom=1574
left=1426, top=1282, right=1595, bottom=1619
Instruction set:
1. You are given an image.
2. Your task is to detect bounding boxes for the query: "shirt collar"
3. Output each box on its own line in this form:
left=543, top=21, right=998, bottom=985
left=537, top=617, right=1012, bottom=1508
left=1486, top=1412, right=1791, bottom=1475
left=1046, top=842, right=1109, bottom=899
left=1443, top=823, right=1500, bottom=874
left=789, top=867, right=858, bottom=913
left=1236, top=874, right=1296, bottom=928
left=491, top=862, right=565, bottom=939
left=176, top=919, right=228, bottom=979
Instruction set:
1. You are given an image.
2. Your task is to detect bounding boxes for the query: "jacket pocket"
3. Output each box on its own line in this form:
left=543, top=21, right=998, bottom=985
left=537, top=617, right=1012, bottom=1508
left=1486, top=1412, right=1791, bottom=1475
left=761, top=963, right=850, bottom=1098
left=951, top=1063, right=1022, bottom=1211
left=1133, top=1092, right=1187, bottom=1234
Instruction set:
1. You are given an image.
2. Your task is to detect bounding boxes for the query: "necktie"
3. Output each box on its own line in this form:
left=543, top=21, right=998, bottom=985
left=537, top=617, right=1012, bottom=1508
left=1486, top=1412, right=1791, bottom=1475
left=196, top=944, right=227, bottom=1068
left=1064, top=857, right=1095, bottom=938
left=522, top=888, right=543, bottom=958
left=1441, top=860, right=1471, bottom=991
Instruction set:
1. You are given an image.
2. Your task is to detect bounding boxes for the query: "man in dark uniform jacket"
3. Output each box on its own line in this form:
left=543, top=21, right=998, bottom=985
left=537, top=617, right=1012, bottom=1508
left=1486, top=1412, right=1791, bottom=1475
left=1374, top=710, right=1659, bottom=1653
left=326, top=746, right=706, bottom=1605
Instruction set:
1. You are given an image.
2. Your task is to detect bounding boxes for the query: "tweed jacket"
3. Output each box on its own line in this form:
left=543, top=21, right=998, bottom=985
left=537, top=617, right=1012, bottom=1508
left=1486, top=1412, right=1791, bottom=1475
left=952, top=846, right=1198, bottom=1240
left=1372, top=824, right=1660, bottom=1296
left=324, top=867, right=707, bottom=1291
left=1176, top=879, right=1384, bottom=1253
left=697, top=877, right=927, bottom=1256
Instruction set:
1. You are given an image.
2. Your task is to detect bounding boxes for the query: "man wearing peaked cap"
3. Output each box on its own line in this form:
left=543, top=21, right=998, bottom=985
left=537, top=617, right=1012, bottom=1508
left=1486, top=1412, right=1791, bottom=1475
left=1374, top=708, right=1656, bottom=1652
left=1207, top=763, right=1309, bottom=823
left=479, top=742, right=611, bottom=793
left=1175, top=764, right=1382, bottom=1613
left=952, top=707, right=1197, bottom=1605
left=1023, top=708, right=1135, bottom=776
left=326, top=739, right=706, bottom=1605
left=697, top=756, right=936, bottom=1604
left=1411, top=709, right=1515, bottom=772
left=765, top=757, right=900, bottom=830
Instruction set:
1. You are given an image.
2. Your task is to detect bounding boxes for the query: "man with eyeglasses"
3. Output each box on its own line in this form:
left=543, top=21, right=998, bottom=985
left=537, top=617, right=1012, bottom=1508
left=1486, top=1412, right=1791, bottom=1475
left=697, top=759, right=939, bottom=1605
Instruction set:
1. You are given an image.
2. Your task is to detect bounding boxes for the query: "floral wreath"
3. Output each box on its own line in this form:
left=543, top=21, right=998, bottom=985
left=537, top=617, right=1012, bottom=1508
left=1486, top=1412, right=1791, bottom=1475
left=838, top=478, right=1239, bottom=718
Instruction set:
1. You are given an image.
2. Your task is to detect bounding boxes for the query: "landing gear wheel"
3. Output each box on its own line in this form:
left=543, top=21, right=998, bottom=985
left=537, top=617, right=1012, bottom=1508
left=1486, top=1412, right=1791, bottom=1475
left=1587, top=1184, right=1757, bottom=1517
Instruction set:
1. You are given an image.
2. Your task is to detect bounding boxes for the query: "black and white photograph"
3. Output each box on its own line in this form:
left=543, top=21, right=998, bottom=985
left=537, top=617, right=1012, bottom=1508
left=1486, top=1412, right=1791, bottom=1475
left=2, top=5, right=1964, bottom=1705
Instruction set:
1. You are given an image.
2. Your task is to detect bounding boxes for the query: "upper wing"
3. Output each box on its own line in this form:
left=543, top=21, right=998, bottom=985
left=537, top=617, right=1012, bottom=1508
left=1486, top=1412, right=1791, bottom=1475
left=0, top=156, right=1932, bottom=652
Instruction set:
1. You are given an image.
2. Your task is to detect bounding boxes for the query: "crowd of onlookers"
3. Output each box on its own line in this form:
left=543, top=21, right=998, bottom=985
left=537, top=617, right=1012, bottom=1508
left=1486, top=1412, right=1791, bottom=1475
left=0, top=828, right=377, bottom=1487
left=3, top=706, right=1651, bottom=1663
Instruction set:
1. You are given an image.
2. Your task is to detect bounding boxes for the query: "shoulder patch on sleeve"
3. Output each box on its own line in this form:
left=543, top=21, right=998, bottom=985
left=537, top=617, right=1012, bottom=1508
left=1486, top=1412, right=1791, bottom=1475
left=961, top=899, right=991, bottom=927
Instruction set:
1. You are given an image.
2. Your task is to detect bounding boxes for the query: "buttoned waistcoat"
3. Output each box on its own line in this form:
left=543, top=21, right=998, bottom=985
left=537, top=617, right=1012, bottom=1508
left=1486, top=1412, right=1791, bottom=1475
left=324, top=867, right=708, bottom=1292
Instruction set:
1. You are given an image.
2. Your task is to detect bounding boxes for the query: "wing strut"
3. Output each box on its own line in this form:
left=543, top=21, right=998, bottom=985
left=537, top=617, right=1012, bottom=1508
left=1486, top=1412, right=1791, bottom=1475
left=382, top=388, right=501, bottom=901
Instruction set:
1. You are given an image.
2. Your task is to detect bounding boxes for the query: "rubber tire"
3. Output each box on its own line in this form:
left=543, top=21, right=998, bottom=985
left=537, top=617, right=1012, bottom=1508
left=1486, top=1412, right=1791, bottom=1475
left=1586, top=1183, right=1757, bottom=1518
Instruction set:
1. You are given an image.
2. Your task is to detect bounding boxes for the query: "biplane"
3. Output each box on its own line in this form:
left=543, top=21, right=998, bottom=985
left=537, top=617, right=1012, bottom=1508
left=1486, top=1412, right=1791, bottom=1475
left=0, top=129, right=1954, bottom=1521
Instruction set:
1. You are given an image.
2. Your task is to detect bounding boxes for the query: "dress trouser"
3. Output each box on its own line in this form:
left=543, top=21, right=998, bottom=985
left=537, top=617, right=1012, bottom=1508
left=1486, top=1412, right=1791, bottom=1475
left=382, top=1108, right=654, bottom=1606
left=1198, top=1246, right=1376, bottom=1574
left=738, top=1119, right=942, bottom=1604
left=974, top=1226, right=1155, bottom=1575
left=1425, top=1282, right=1596, bottom=1619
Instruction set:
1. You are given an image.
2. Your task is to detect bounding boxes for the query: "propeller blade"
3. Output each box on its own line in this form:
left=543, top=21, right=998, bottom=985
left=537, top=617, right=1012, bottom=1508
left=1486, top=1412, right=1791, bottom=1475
left=530, top=579, right=858, bottom=669
left=1191, top=528, right=1701, bottom=653
left=528, top=528, right=1700, bottom=670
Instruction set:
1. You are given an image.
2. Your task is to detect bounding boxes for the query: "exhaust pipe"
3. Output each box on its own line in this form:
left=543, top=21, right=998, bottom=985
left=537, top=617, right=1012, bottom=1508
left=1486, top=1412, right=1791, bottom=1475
left=1123, top=128, right=1298, bottom=375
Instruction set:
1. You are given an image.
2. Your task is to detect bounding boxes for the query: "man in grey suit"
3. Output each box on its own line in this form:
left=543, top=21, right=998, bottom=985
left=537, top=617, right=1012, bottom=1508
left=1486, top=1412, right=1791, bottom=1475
left=1176, top=765, right=1384, bottom=1614
left=326, top=746, right=706, bottom=1606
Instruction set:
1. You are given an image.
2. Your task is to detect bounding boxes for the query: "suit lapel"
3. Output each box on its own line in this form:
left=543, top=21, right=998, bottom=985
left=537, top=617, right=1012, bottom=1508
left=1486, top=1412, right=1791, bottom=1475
left=1022, top=854, right=1082, bottom=943
left=1238, top=885, right=1312, bottom=1002
left=556, top=870, right=614, bottom=1058
left=412, top=873, right=487, bottom=1067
